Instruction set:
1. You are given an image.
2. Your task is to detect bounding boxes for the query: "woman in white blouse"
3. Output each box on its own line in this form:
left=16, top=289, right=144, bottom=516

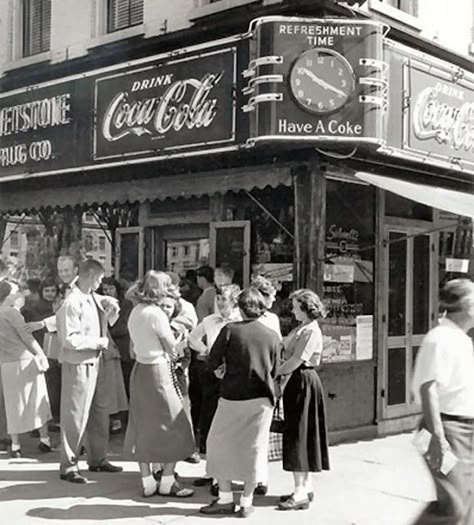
left=124, top=271, right=195, bottom=498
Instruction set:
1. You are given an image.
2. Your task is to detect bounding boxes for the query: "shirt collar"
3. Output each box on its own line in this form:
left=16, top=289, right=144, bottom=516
left=439, top=316, right=466, bottom=332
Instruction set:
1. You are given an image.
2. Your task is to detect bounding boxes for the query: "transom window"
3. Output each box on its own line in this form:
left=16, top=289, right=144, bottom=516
left=23, top=0, right=51, bottom=57
left=107, top=0, right=144, bottom=33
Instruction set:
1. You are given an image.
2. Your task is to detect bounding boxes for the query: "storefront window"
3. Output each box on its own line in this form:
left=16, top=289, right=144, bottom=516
left=322, top=180, right=375, bottom=362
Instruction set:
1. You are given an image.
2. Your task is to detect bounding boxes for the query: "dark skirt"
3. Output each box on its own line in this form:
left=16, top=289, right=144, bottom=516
left=123, top=360, right=195, bottom=463
left=282, top=367, right=330, bottom=472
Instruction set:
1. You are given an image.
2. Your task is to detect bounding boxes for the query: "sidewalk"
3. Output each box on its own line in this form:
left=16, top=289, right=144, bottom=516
left=0, top=432, right=434, bottom=525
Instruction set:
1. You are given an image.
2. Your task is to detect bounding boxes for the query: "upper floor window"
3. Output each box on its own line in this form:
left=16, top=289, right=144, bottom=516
left=107, top=0, right=144, bottom=33
left=23, top=0, right=51, bottom=57
left=375, top=0, right=418, bottom=17
left=10, top=231, right=19, bottom=248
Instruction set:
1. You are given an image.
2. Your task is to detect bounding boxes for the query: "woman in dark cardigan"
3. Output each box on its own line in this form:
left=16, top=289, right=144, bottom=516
left=277, top=288, right=330, bottom=511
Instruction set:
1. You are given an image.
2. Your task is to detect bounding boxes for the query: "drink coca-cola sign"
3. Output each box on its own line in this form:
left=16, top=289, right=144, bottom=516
left=406, top=61, right=474, bottom=168
left=94, top=48, right=236, bottom=160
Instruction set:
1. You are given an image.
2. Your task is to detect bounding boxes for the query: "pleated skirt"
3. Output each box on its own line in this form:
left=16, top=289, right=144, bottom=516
left=123, top=359, right=195, bottom=463
left=283, top=367, right=330, bottom=472
left=1, top=358, right=51, bottom=435
left=206, top=397, right=273, bottom=484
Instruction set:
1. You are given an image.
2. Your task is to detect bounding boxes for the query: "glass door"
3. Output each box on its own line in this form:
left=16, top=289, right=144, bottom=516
left=382, top=225, right=434, bottom=418
left=115, top=227, right=144, bottom=283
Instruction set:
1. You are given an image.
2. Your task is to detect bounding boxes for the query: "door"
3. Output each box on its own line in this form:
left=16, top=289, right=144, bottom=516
left=115, top=227, right=144, bottom=282
left=382, top=224, right=434, bottom=418
left=210, top=221, right=251, bottom=288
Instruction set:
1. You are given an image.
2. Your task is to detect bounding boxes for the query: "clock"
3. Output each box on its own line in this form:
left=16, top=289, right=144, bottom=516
left=289, top=48, right=355, bottom=115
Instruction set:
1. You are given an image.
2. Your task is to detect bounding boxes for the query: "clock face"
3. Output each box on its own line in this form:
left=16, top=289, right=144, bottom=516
left=289, top=48, right=355, bottom=115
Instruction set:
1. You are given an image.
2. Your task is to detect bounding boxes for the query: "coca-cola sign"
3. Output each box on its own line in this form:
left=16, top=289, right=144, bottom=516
left=94, top=48, right=236, bottom=159
left=406, top=61, right=474, bottom=169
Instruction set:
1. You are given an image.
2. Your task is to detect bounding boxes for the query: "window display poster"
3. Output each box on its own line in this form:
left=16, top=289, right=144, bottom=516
left=321, top=324, right=356, bottom=362
left=356, top=315, right=373, bottom=360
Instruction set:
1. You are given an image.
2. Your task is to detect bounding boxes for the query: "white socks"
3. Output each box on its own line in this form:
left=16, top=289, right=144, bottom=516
left=240, top=494, right=253, bottom=508
left=142, top=474, right=157, bottom=497
left=218, top=491, right=233, bottom=504
left=40, top=437, right=51, bottom=447
left=159, top=475, right=175, bottom=494
left=152, top=463, right=162, bottom=476
left=293, top=487, right=308, bottom=502
left=11, top=442, right=20, bottom=452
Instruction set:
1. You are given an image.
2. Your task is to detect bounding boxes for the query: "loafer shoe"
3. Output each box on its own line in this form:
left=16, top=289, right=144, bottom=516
left=38, top=442, right=53, bottom=453
left=10, top=449, right=21, bottom=459
left=254, top=483, right=268, bottom=496
left=200, top=500, right=236, bottom=515
left=89, top=461, right=123, bottom=473
left=159, top=481, right=194, bottom=498
left=193, top=476, right=212, bottom=487
left=278, top=496, right=310, bottom=511
left=280, top=491, right=314, bottom=503
left=60, top=471, right=88, bottom=484
left=238, top=506, right=254, bottom=518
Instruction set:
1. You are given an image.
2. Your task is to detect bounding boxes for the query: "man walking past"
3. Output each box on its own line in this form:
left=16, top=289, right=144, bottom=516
left=412, top=278, right=474, bottom=524
left=57, top=259, right=122, bottom=483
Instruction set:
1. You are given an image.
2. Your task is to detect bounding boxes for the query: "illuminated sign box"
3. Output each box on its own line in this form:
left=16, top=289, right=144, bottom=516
left=242, top=17, right=387, bottom=146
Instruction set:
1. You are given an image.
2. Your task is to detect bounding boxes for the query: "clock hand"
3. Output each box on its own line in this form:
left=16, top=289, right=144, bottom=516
left=301, top=68, right=346, bottom=98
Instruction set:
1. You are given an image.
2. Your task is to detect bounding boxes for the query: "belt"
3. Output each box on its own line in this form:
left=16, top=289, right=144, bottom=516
left=441, top=413, right=474, bottom=424
left=298, top=365, right=315, bottom=370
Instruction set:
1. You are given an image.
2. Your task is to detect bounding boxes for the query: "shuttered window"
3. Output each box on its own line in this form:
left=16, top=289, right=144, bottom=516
left=23, top=0, right=51, bottom=57
left=108, top=0, right=144, bottom=33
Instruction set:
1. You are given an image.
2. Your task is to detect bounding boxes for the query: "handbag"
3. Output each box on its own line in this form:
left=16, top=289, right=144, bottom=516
left=270, top=398, right=284, bottom=434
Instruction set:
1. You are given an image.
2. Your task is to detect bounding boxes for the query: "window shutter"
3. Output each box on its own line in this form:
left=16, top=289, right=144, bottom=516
left=23, top=0, right=51, bottom=57
left=108, top=0, right=143, bottom=32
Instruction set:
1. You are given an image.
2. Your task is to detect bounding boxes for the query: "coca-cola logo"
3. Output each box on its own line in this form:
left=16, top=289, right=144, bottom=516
left=412, top=85, right=474, bottom=153
left=101, top=72, right=223, bottom=142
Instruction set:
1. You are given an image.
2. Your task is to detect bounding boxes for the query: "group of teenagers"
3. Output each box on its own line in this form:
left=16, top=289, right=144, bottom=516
left=0, top=257, right=330, bottom=518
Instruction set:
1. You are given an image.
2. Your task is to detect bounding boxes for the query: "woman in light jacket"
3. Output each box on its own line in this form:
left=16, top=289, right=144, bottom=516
left=0, top=280, right=52, bottom=457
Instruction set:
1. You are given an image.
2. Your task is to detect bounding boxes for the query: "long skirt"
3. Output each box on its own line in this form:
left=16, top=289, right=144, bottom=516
left=102, top=357, right=128, bottom=415
left=413, top=419, right=474, bottom=524
left=283, top=367, right=330, bottom=472
left=206, top=397, right=273, bottom=484
left=1, top=358, right=51, bottom=435
left=123, top=359, right=195, bottom=463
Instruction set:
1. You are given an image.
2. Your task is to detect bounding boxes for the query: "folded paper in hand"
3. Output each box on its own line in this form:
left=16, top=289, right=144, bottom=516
left=412, top=428, right=458, bottom=475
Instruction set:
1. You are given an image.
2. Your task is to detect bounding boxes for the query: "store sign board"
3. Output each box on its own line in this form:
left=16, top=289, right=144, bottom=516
left=384, top=42, right=474, bottom=174
left=0, top=79, right=91, bottom=179
left=243, top=17, right=387, bottom=146
left=405, top=62, right=474, bottom=169
left=94, top=48, right=237, bottom=160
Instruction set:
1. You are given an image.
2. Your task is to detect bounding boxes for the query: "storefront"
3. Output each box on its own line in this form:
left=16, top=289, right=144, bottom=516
left=0, top=16, right=472, bottom=440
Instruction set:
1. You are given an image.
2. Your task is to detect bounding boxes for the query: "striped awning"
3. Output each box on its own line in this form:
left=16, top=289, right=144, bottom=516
left=0, top=164, right=293, bottom=214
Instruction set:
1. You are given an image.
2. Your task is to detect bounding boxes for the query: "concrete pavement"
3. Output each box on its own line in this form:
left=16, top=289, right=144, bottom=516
left=0, top=432, right=435, bottom=525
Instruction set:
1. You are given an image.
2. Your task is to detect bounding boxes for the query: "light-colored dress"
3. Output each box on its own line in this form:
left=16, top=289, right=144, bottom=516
left=124, top=303, right=194, bottom=462
left=0, top=306, right=51, bottom=434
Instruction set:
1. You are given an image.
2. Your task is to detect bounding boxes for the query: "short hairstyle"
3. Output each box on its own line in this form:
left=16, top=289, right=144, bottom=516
left=216, top=284, right=241, bottom=306
left=440, top=278, right=474, bottom=313
left=79, top=259, right=104, bottom=277
left=291, top=289, right=327, bottom=320
left=128, top=270, right=171, bottom=305
left=40, top=278, right=59, bottom=295
left=57, top=255, right=77, bottom=267
left=238, top=287, right=267, bottom=319
left=0, top=280, right=13, bottom=303
left=196, top=265, right=214, bottom=284
left=215, top=266, right=235, bottom=281
left=101, top=276, right=124, bottom=302
left=251, top=275, right=276, bottom=297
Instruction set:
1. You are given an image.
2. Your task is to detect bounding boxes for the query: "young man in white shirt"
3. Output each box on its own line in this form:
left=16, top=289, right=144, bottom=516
left=412, top=278, right=474, bottom=524
left=57, top=259, right=122, bottom=484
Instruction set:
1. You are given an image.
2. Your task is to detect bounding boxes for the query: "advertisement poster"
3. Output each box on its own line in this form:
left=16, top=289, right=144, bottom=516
left=356, top=315, right=373, bottom=360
